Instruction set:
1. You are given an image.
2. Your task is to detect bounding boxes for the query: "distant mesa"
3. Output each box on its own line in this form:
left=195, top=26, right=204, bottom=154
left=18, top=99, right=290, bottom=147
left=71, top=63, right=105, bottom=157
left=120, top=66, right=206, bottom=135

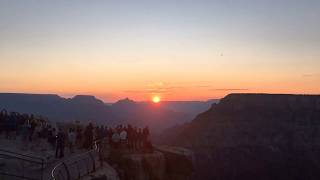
left=71, top=95, right=104, bottom=104
left=112, top=97, right=136, bottom=107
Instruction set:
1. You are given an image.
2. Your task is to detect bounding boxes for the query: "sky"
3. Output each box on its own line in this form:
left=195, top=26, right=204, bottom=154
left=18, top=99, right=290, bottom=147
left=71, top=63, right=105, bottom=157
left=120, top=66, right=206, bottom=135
left=0, top=0, right=319, bottom=102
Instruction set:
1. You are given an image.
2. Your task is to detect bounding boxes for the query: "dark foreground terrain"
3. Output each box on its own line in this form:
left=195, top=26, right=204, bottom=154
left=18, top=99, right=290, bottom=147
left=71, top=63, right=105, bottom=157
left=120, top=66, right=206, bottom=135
left=160, top=93, right=320, bottom=180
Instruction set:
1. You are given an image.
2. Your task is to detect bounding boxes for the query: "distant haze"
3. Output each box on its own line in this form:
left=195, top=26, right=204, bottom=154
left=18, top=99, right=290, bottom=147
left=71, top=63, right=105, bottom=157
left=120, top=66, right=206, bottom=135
left=0, top=93, right=217, bottom=133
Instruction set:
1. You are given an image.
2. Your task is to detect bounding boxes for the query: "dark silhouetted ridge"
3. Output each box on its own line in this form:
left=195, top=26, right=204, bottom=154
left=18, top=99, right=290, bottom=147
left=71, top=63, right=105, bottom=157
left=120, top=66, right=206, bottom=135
left=161, top=93, right=320, bottom=180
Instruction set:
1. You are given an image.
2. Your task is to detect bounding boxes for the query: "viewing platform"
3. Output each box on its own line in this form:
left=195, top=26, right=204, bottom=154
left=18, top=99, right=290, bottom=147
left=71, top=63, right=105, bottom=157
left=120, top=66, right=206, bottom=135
left=0, top=135, right=194, bottom=180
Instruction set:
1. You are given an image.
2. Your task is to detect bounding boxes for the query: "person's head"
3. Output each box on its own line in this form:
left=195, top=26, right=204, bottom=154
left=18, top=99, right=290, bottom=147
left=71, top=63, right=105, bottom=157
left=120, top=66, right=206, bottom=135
left=1, top=109, right=7, bottom=115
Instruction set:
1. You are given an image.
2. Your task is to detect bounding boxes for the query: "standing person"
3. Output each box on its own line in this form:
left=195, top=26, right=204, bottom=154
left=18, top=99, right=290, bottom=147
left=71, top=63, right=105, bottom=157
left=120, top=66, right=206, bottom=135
left=8, top=112, right=17, bottom=140
left=142, top=126, right=153, bottom=153
left=137, top=128, right=143, bottom=150
left=83, top=123, right=94, bottom=149
left=95, top=126, right=104, bottom=151
left=0, top=110, right=5, bottom=135
left=127, top=125, right=133, bottom=150
left=33, top=121, right=42, bottom=148
left=112, top=130, right=120, bottom=149
left=55, top=128, right=66, bottom=158
left=40, top=124, right=49, bottom=150
left=142, top=127, right=150, bottom=148
left=29, top=116, right=37, bottom=142
left=20, top=120, right=30, bottom=150
left=103, top=126, right=108, bottom=138
left=120, top=128, right=127, bottom=149
left=47, top=127, right=56, bottom=149
left=3, top=112, right=10, bottom=139
left=132, top=127, right=138, bottom=150
left=76, top=127, right=82, bottom=149
left=108, top=128, right=113, bottom=145
left=68, top=128, right=76, bottom=153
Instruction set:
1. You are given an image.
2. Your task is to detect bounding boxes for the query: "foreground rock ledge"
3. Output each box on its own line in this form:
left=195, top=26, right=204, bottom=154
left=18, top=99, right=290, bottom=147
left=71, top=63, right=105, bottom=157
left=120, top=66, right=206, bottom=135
left=113, top=146, right=194, bottom=180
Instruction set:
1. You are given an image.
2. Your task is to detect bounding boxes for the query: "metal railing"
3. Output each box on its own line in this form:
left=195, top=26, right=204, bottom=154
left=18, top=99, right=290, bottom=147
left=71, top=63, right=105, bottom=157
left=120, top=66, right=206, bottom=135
left=51, top=138, right=105, bottom=180
left=0, top=149, right=45, bottom=180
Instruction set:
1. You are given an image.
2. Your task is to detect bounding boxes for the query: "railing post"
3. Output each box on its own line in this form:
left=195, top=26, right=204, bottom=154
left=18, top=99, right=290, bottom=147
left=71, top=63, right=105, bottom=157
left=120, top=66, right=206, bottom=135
left=99, top=138, right=104, bottom=167
left=41, top=159, right=44, bottom=180
left=62, top=162, right=70, bottom=180
left=88, top=152, right=96, bottom=172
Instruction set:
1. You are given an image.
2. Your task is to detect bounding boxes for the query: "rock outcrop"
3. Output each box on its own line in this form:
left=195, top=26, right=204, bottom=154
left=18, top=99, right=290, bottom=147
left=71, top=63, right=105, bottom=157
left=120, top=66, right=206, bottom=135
left=109, top=146, right=194, bottom=180
left=161, top=93, right=320, bottom=180
left=121, top=151, right=166, bottom=180
left=156, top=146, right=194, bottom=180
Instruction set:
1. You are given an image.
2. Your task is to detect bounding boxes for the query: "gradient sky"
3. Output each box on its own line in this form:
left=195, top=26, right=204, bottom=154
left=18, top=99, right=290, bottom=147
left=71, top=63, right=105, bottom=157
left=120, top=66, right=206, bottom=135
left=0, top=0, right=319, bottom=102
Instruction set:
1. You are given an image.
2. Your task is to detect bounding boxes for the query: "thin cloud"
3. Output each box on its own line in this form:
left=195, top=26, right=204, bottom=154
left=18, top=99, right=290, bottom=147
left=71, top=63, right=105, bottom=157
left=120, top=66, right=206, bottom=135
left=123, top=90, right=145, bottom=94
left=124, top=89, right=171, bottom=95
left=125, top=81, right=213, bottom=95
left=302, top=74, right=314, bottom=78
left=192, top=85, right=211, bottom=88
left=211, top=88, right=250, bottom=91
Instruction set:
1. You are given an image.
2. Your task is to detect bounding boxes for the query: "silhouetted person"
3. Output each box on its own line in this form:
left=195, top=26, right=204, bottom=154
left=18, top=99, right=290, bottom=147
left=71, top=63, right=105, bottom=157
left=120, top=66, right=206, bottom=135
left=132, top=127, right=138, bottom=150
left=137, top=128, right=143, bottom=150
left=142, top=127, right=150, bottom=145
left=127, top=125, right=133, bottom=149
left=103, top=126, right=108, bottom=138
left=83, top=123, right=94, bottom=149
left=29, top=116, right=36, bottom=141
left=48, top=127, right=56, bottom=149
left=120, top=127, right=127, bottom=148
left=76, top=127, right=82, bottom=148
left=68, top=128, right=76, bottom=153
left=112, top=130, right=120, bottom=149
left=55, top=128, right=66, bottom=158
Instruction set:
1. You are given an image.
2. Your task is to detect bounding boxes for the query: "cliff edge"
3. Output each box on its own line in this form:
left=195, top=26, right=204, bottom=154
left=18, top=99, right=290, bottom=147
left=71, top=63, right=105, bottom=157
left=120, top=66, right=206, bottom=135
left=162, top=93, right=320, bottom=180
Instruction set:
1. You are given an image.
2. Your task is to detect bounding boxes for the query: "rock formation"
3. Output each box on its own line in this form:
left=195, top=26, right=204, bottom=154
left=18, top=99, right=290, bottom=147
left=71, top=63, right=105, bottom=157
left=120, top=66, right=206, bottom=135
left=161, top=93, right=320, bottom=180
left=107, top=146, right=194, bottom=180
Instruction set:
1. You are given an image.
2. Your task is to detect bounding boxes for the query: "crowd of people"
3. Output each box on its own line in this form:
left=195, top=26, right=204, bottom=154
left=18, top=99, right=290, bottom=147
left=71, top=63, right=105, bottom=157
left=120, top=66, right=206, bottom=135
left=0, top=109, right=153, bottom=159
left=0, top=109, right=50, bottom=142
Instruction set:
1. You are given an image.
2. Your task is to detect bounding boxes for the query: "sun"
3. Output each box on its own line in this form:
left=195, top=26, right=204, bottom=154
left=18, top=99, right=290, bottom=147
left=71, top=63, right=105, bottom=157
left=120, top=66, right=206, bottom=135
left=152, top=96, right=161, bottom=103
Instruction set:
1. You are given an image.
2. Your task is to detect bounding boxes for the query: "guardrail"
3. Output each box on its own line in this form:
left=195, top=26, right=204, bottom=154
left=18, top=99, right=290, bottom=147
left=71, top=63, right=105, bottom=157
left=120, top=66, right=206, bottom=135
left=51, top=138, right=105, bottom=180
left=0, top=149, right=45, bottom=180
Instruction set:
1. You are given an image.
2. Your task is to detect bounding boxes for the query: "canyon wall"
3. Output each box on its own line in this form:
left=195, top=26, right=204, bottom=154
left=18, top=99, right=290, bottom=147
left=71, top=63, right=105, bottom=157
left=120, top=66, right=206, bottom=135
left=161, top=94, right=320, bottom=180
